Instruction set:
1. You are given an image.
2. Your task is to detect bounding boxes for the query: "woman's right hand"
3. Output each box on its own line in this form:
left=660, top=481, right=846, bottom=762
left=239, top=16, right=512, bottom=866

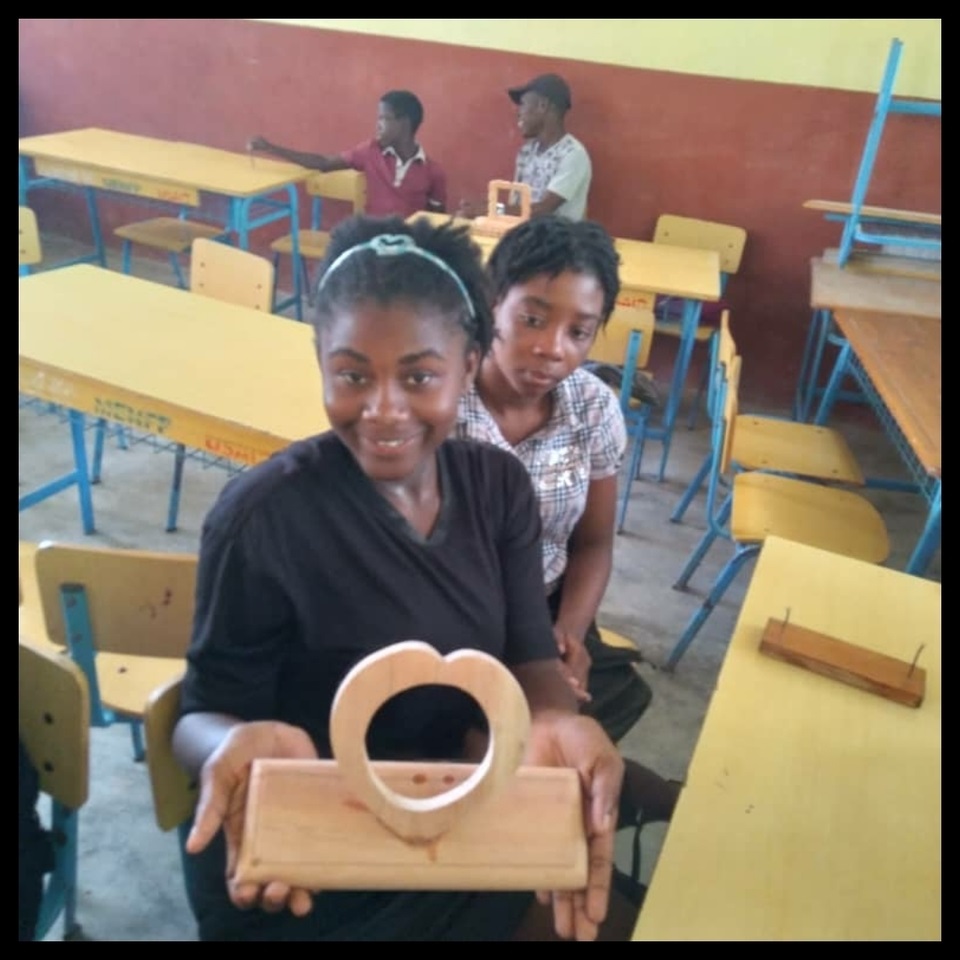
left=247, top=135, right=269, bottom=153
left=185, top=720, right=318, bottom=916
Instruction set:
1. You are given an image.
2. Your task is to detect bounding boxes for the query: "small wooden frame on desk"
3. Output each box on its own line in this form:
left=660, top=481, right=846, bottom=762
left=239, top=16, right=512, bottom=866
left=760, top=615, right=926, bottom=708
left=234, top=641, right=588, bottom=891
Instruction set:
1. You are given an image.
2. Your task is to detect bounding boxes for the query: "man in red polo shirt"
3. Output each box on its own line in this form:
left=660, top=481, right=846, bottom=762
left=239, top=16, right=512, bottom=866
left=249, top=90, right=447, bottom=217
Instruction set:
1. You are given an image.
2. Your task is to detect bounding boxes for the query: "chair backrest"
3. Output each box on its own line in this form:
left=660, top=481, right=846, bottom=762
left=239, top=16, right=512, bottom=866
left=305, top=169, right=367, bottom=212
left=19, top=639, right=90, bottom=810
left=653, top=214, right=747, bottom=277
left=144, top=675, right=197, bottom=831
left=189, top=238, right=275, bottom=312
left=703, top=309, right=736, bottom=422
left=589, top=305, right=656, bottom=369
left=20, top=205, right=42, bottom=268
left=720, top=353, right=742, bottom=476
left=33, top=541, right=197, bottom=658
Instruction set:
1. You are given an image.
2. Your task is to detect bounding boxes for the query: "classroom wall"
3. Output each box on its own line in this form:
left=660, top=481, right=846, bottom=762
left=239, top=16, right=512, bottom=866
left=18, top=19, right=941, bottom=408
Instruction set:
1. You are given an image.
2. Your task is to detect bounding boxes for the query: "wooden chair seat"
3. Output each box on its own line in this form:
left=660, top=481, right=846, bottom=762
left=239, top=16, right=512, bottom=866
left=731, top=471, right=889, bottom=562
left=94, top=652, right=187, bottom=718
left=598, top=628, right=640, bottom=651
left=113, top=217, right=225, bottom=253
left=270, top=228, right=333, bottom=260
left=652, top=319, right=715, bottom=343
left=733, top=416, right=864, bottom=484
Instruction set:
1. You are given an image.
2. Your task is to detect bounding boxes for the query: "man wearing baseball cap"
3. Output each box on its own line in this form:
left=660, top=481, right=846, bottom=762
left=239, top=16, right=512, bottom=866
left=507, top=73, right=592, bottom=220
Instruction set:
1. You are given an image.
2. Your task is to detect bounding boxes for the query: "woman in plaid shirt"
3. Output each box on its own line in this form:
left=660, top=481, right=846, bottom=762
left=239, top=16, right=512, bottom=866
left=457, top=216, right=680, bottom=830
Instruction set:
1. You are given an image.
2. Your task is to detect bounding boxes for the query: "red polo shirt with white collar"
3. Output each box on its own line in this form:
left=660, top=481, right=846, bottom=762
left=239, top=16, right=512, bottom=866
left=340, top=140, right=447, bottom=217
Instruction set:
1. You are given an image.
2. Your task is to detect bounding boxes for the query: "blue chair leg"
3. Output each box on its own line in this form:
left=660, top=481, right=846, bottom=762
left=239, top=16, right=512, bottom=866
left=129, top=721, right=145, bottom=763
left=664, top=543, right=760, bottom=671
left=617, top=423, right=649, bottom=534
left=673, top=494, right=732, bottom=590
left=168, top=252, right=187, bottom=289
left=121, top=239, right=133, bottom=275
left=670, top=452, right=711, bottom=523
left=270, top=252, right=281, bottom=312
left=906, top=484, right=940, bottom=577
left=91, top=420, right=107, bottom=484
left=33, top=800, right=81, bottom=941
left=166, top=444, right=187, bottom=532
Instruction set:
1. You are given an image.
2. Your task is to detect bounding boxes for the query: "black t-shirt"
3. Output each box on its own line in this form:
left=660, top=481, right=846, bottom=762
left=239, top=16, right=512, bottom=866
left=180, top=433, right=558, bottom=760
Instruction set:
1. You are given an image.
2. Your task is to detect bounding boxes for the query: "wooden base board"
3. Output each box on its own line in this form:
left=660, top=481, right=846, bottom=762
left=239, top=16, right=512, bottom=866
left=760, top=618, right=925, bottom=707
left=235, top=759, right=588, bottom=891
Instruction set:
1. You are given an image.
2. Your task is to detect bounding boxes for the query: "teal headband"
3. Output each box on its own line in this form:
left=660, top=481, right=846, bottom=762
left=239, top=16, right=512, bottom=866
left=315, top=234, right=476, bottom=320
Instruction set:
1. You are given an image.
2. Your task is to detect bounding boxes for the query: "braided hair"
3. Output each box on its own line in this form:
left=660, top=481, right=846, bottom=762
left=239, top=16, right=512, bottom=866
left=487, top=216, right=621, bottom=326
left=313, top=215, right=494, bottom=356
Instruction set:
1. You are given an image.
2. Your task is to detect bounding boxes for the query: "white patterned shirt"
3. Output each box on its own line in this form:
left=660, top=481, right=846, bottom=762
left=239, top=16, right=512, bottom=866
left=456, top=367, right=626, bottom=593
left=514, top=133, right=592, bottom=221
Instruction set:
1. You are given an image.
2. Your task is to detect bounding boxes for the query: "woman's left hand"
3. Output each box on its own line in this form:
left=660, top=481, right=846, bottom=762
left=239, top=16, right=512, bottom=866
left=524, top=711, right=623, bottom=941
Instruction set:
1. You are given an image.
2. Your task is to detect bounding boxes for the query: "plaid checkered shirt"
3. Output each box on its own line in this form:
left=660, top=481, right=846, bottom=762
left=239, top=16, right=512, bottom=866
left=457, top=367, right=626, bottom=594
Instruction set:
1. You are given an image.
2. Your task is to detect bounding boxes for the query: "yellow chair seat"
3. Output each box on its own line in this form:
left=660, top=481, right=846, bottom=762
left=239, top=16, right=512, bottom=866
left=598, top=628, right=639, bottom=651
left=270, top=228, right=333, bottom=260
left=654, top=319, right=715, bottom=343
left=95, top=652, right=186, bottom=718
left=731, top=471, right=889, bottom=563
left=114, top=217, right=225, bottom=253
left=733, top=416, right=865, bottom=484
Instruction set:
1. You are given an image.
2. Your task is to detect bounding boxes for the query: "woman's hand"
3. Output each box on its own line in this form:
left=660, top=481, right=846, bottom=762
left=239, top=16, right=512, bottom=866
left=247, top=135, right=269, bottom=153
left=524, top=711, right=623, bottom=941
left=185, top=720, right=318, bottom=917
left=553, top=625, right=592, bottom=703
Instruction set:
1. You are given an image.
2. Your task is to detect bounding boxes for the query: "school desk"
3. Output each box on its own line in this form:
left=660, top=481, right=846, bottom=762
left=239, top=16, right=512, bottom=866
left=794, top=254, right=941, bottom=423
left=814, top=308, right=941, bottom=576
left=19, top=265, right=327, bottom=534
left=18, top=127, right=309, bottom=274
left=407, top=214, right=722, bottom=481
left=633, top=534, right=941, bottom=942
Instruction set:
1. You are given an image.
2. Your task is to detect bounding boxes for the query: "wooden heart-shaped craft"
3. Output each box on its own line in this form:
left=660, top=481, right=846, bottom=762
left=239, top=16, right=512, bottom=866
left=329, top=640, right=531, bottom=843
left=235, top=641, right=588, bottom=890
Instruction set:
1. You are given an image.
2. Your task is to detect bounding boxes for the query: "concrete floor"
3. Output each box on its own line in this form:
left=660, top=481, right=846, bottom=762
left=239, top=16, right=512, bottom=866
left=20, top=237, right=940, bottom=940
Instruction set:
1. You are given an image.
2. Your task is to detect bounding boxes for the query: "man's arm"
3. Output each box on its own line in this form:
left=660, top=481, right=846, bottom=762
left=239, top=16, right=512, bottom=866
left=531, top=192, right=569, bottom=217
left=424, top=161, right=447, bottom=212
left=247, top=135, right=350, bottom=173
left=531, top=143, right=592, bottom=218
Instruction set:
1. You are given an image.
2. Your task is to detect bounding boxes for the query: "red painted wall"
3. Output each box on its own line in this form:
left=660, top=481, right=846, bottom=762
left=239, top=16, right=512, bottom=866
left=19, top=19, right=940, bottom=409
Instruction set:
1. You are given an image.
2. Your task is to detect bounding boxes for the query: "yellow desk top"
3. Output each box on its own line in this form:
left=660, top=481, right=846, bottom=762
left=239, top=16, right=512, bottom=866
left=811, top=256, right=941, bottom=319
left=634, top=536, right=941, bottom=941
left=19, top=266, right=327, bottom=466
left=406, top=214, right=721, bottom=303
left=19, top=128, right=309, bottom=198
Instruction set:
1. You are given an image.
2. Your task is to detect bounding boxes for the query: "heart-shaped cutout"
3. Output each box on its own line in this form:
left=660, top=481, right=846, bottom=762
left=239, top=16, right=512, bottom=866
left=329, top=640, right=530, bottom=843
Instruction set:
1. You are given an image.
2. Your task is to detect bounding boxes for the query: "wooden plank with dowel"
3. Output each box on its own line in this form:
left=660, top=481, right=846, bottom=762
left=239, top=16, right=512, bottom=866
left=759, top=616, right=925, bottom=707
left=235, top=641, right=588, bottom=891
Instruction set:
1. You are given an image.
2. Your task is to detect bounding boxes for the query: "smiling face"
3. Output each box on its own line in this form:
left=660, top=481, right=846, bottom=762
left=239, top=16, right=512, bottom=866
left=516, top=91, right=548, bottom=139
left=487, top=271, right=605, bottom=399
left=317, top=300, right=478, bottom=487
